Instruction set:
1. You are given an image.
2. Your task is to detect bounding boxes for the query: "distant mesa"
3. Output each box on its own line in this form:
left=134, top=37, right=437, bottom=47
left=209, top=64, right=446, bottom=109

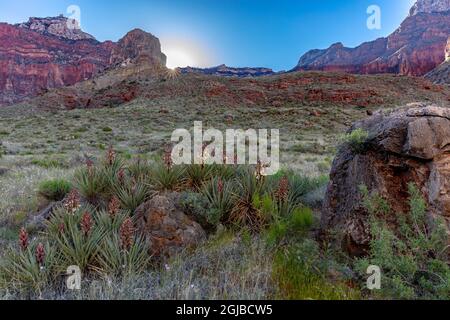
left=180, top=64, right=275, bottom=77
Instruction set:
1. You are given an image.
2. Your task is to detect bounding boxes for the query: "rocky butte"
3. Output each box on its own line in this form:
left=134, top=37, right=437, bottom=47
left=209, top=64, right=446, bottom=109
left=295, top=0, right=450, bottom=76
left=0, top=15, right=166, bottom=106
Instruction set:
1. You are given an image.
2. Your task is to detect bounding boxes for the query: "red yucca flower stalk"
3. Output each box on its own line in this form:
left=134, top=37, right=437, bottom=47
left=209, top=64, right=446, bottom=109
left=163, top=146, right=173, bottom=170
left=35, top=243, right=45, bottom=266
left=81, top=211, right=93, bottom=236
left=107, top=146, right=116, bottom=166
left=86, top=158, right=94, bottom=176
left=58, top=223, right=65, bottom=234
left=19, top=227, right=28, bottom=251
left=276, top=176, right=289, bottom=202
left=120, top=218, right=135, bottom=251
left=117, top=168, right=126, bottom=184
left=108, top=196, right=121, bottom=218
left=64, top=190, right=80, bottom=214
left=217, top=177, right=224, bottom=195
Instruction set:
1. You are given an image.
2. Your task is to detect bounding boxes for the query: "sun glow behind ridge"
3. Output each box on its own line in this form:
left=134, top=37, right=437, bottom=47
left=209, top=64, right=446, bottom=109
left=164, top=47, right=195, bottom=69
left=161, top=38, right=214, bottom=69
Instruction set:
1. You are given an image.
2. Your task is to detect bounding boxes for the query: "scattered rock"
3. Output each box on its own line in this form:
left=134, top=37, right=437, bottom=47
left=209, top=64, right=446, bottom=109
left=26, top=201, right=63, bottom=231
left=0, top=167, right=8, bottom=176
left=135, top=193, right=206, bottom=258
left=321, top=104, right=450, bottom=256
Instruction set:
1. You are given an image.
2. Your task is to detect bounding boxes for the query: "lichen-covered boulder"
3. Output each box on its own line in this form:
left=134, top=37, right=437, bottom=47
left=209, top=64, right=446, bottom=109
left=134, top=193, right=206, bottom=258
left=321, top=103, right=450, bottom=256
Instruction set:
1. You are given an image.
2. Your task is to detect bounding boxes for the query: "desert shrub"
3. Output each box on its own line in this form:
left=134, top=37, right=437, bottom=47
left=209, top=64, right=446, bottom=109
left=264, top=207, right=314, bottom=246
left=38, top=179, right=72, bottom=201
left=273, top=239, right=360, bottom=300
left=356, top=183, right=450, bottom=299
left=341, top=128, right=369, bottom=153
left=179, top=192, right=212, bottom=229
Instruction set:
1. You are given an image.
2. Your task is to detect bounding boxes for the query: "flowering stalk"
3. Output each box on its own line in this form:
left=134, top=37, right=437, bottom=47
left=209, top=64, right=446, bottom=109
left=276, top=176, right=289, bottom=202
left=108, top=196, right=121, bottom=218
left=107, top=145, right=116, bottom=166
left=35, top=243, right=45, bottom=266
left=64, top=190, right=80, bottom=214
left=81, top=211, right=93, bottom=236
left=120, top=218, right=134, bottom=251
left=19, top=227, right=28, bottom=251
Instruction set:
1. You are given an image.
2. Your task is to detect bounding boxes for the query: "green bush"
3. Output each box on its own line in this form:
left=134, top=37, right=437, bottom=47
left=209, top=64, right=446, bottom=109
left=341, top=128, right=369, bottom=153
left=273, top=240, right=360, bottom=300
left=38, top=179, right=72, bottom=201
left=356, top=183, right=450, bottom=299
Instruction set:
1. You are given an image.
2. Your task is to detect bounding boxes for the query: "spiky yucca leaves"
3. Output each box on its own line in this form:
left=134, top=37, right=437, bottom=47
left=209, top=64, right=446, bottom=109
left=113, top=176, right=152, bottom=213
left=185, top=164, right=214, bottom=191
left=151, top=161, right=186, bottom=192
left=94, top=209, right=129, bottom=234
left=128, top=158, right=152, bottom=181
left=201, top=177, right=235, bottom=225
left=74, top=164, right=107, bottom=205
left=46, top=206, right=106, bottom=272
left=0, top=241, right=58, bottom=293
left=95, top=233, right=151, bottom=277
left=229, top=167, right=268, bottom=231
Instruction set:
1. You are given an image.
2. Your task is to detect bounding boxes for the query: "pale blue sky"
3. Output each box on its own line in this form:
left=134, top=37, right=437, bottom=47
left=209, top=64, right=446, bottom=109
left=0, top=0, right=417, bottom=70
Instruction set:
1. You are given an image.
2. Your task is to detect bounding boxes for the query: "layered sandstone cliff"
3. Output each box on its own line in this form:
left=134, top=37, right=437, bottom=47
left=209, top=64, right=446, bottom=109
left=295, top=0, right=450, bottom=76
left=0, top=16, right=166, bottom=106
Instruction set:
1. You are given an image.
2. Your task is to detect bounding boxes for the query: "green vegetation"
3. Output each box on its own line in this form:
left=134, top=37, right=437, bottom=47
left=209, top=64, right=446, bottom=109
left=357, top=184, right=450, bottom=300
left=38, top=179, right=72, bottom=201
left=341, top=128, right=369, bottom=153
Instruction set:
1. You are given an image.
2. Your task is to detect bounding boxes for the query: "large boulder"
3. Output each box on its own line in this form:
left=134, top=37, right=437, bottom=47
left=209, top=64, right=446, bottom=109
left=321, top=103, right=450, bottom=256
left=134, top=193, right=206, bottom=258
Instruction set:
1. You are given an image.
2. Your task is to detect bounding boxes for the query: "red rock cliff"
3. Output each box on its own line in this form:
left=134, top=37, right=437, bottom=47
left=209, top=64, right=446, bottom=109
left=295, top=0, right=450, bottom=76
left=0, top=16, right=166, bottom=106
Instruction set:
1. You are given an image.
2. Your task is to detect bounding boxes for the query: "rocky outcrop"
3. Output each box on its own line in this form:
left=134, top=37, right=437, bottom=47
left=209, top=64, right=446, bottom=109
left=425, top=59, right=450, bottom=83
left=181, top=64, right=275, bottom=77
left=295, top=0, right=450, bottom=76
left=425, top=36, right=450, bottom=83
left=321, top=104, right=450, bottom=256
left=16, top=15, right=95, bottom=41
left=409, top=0, right=450, bottom=16
left=0, top=17, right=166, bottom=106
left=134, top=193, right=206, bottom=258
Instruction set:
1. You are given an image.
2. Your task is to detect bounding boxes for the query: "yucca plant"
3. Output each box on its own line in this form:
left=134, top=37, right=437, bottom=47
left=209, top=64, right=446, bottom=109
left=128, top=158, right=152, bottom=181
left=229, top=167, right=267, bottom=231
left=73, top=165, right=107, bottom=205
left=46, top=207, right=106, bottom=272
left=0, top=240, right=58, bottom=294
left=201, top=177, right=235, bottom=225
left=151, top=161, right=186, bottom=192
left=113, top=177, right=152, bottom=213
left=95, top=233, right=150, bottom=277
left=185, top=164, right=214, bottom=191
